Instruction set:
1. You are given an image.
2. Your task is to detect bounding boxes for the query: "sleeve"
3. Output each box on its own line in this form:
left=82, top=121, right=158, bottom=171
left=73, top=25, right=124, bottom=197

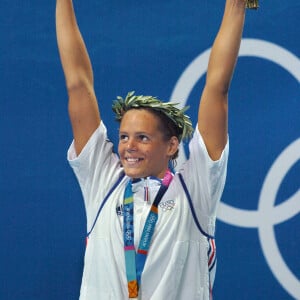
left=178, top=126, right=229, bottom=236
left=67, top=121, right=123, bottom=226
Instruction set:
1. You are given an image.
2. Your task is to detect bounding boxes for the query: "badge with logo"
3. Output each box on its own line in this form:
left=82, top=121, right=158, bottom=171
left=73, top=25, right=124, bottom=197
left=159, top=200, right=176, bottom=212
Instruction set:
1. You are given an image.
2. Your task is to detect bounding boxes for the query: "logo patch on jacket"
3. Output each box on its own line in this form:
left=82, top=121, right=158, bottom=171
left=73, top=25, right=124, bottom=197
left=159, top=200, right=175, bottom=211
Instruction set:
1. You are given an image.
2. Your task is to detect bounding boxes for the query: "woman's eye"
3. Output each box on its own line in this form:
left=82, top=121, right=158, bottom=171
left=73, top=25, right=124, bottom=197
left=139, top=135, right=149, bottom=142
left=119, top=135, right=129, bottom=142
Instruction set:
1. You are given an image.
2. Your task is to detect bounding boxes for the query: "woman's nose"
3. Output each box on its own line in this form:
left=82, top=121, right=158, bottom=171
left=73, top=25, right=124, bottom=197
left=126, top=138, right=137, bottom=151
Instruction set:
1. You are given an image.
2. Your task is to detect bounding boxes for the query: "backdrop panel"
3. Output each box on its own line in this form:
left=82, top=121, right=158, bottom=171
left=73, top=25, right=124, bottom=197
left=1, top=1, right=299, bottom=299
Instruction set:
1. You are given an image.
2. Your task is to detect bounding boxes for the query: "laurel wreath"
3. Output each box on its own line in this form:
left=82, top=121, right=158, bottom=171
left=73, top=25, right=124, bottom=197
left=112, top=91, right=194, bottom=141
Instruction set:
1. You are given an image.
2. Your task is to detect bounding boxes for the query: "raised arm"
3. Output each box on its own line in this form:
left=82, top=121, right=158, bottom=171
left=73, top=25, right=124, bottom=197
left=56, top=0, right=101, bottom=155
left=198, top=0, right=246, bottom=160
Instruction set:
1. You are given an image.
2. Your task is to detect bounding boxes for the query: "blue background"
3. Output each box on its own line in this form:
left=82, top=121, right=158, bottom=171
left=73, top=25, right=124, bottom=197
left=1, top=0, right=299, bottom=299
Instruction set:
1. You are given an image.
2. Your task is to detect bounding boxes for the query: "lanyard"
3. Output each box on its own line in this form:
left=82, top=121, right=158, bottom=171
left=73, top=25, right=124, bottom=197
left=123, top=170, right=173, bottom=298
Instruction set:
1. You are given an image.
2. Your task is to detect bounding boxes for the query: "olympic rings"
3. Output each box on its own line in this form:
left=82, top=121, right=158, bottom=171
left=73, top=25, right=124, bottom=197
left=170, top=39, right=300, bottom=299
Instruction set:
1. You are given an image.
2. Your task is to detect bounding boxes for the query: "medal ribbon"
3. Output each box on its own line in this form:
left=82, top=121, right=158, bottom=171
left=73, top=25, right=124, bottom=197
left=123, top=170, right=173, bottom=298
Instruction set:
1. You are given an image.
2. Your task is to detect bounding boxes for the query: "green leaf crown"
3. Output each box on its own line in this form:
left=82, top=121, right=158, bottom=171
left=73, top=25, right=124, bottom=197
left=112, top=91, right=194, bottom=141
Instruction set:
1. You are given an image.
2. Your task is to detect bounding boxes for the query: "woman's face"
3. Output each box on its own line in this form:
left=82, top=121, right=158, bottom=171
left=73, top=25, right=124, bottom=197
left=118, top=109, right=178, bottom=179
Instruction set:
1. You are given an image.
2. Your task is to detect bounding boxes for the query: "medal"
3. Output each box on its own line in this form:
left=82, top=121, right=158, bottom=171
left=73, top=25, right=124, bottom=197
left=246, top=0, right=259, bottom=9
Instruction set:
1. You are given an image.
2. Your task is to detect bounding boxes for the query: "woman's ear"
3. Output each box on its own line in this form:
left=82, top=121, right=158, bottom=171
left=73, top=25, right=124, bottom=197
left=167, top=136, right=179, bottom=157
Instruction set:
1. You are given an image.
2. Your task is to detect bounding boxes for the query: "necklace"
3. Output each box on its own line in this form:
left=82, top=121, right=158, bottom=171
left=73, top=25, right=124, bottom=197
left=123, top=170, right=173, bottom=298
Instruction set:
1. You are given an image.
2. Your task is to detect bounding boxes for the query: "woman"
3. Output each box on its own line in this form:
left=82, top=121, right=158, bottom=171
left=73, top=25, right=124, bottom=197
left=56, top=0, right=251, bottom=299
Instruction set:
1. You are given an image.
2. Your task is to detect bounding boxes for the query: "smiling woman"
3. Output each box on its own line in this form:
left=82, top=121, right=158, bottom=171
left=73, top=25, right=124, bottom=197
left=56, top=0, right=249, bottom=299
left=118, top=108, right=179, bottom=179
